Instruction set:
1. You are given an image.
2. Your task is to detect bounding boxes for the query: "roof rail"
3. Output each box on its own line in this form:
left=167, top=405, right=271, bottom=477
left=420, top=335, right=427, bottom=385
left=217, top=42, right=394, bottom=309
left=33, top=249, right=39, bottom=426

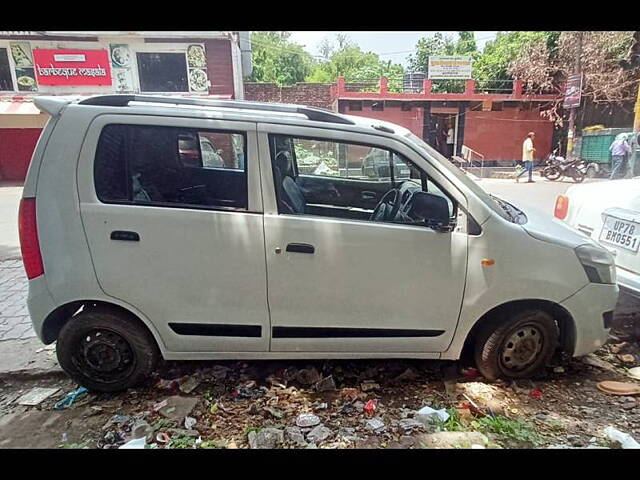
left=78, top=95, right=355, bottom=125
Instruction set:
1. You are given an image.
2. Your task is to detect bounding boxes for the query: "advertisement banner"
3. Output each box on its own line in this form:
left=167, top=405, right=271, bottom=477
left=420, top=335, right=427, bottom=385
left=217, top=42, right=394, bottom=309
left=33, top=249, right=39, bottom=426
left=428, top=56, right=472, bottom=80
left=563, top=73, right=582, bottom=109
left=33, top=49, right=112, bottom=86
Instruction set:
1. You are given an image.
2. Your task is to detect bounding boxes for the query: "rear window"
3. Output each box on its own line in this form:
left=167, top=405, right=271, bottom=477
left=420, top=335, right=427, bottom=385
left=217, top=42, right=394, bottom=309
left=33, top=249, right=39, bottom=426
left=94, top=124, right=247, bottom=210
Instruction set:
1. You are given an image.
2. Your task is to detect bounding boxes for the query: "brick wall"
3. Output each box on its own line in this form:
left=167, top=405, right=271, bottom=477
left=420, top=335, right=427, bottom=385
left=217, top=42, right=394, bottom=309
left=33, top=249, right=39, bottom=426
left=244, top=83, right=336, bottom=109
left=0, top=128, right=41, bottom=181
left=464, top=108, right=554, bottom=162
left=204, top=39, right=235, bottom=98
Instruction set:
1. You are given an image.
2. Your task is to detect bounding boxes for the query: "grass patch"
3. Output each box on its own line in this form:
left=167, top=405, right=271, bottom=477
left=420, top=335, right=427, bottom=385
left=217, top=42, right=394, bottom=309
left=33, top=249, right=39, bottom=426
left=168, top=436, right=197, bottom=449
left=471, top=415, right=541, bottom=446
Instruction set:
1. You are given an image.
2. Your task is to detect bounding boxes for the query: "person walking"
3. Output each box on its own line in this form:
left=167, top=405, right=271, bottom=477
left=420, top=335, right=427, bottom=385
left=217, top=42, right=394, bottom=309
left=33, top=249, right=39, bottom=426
left=609, top=134, right=632, bottom=180
left=516, top=132, right=536, bottom=183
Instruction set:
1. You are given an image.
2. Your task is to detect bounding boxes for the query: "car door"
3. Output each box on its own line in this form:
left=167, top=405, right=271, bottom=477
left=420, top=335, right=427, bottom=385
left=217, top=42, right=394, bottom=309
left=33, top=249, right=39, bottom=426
left=258, top=123, right=469, bottom=354
left=77, top=115, right=270, bottom=355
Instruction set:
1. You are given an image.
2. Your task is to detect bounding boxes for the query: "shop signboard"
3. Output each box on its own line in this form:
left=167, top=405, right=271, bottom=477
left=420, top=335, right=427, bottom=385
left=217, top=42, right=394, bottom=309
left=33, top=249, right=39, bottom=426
left=428, top=56, right=472, bottom=80
left=33, top=49, right=112, bottom=86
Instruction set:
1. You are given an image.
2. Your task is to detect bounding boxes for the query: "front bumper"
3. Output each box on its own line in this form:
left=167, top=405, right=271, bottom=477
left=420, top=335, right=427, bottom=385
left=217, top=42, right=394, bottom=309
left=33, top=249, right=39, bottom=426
left=560, top=282, right=619, bottom=357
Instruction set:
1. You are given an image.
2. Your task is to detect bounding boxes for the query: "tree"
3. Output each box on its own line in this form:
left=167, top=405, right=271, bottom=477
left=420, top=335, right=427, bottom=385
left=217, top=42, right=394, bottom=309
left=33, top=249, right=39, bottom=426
left=507, top=31, right=639, bottom=124
left=472, top=31, right=560, bottom=90
left=407, top=32, right=478, bottom=92
left=306, top=35, right=404, bottom=91
left=248, top=31, right=315, bottom=86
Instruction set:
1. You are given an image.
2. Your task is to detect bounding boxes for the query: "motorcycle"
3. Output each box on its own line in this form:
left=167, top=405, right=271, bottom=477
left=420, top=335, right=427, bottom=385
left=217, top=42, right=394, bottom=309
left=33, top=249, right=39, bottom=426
left=541, top=149, right=587, bottom=183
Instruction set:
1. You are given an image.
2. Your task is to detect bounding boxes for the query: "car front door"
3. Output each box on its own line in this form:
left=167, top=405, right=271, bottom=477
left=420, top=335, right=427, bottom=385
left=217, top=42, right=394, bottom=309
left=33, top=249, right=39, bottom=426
left=258, top=123, right=469, bottom=354
left=77, top=115, right=270, bottom=355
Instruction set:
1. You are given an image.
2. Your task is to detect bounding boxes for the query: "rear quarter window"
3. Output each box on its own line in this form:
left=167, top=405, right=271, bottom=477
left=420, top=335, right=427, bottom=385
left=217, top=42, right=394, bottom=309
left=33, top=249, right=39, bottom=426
left=94, top=124, right=248, bottom=210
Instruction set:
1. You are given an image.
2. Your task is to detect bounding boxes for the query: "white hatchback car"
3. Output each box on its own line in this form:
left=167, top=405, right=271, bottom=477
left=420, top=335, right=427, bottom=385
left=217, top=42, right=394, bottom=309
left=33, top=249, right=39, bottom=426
left=19, top=95, right=619, bottom=392
left=555, top=177, right=640, bottom=307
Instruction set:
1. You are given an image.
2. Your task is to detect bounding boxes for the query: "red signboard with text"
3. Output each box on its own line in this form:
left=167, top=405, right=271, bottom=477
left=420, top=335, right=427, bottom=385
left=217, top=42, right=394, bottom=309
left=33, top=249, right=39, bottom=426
left=33, top=49, right=112, bottom=86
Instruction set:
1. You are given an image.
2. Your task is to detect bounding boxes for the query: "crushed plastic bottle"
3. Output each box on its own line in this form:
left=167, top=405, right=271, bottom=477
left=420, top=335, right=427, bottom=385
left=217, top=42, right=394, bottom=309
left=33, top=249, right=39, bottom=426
left=604, top=426, right=640, bottom=449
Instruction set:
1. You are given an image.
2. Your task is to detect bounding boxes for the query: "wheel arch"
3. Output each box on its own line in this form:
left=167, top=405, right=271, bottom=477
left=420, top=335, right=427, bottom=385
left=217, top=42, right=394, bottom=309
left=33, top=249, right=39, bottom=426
left=460, top=299, right=576, bottom=363
left=41, top=300, right=166, bottom=354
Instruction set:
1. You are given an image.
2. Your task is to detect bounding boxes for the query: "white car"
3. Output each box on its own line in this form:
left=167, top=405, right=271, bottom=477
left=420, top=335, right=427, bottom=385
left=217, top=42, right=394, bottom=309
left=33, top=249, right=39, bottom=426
left=554, top=177, right=640, bottom=305
left=19, top=94, right=618, bottom=392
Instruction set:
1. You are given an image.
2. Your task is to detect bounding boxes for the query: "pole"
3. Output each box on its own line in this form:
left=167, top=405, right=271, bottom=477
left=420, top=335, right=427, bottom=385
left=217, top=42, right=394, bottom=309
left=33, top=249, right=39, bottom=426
left=634, top=80, right=640, bottom=132
left=567, top=32, right=583, bottom=158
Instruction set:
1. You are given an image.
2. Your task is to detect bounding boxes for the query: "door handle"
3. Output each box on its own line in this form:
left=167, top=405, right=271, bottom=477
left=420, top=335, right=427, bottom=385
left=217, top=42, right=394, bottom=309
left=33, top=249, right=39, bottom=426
left=362, top=191, right=377, bottom=200
left=286, top=243, right=315, bottom=254
left=110, top=230, right=140, bottom=242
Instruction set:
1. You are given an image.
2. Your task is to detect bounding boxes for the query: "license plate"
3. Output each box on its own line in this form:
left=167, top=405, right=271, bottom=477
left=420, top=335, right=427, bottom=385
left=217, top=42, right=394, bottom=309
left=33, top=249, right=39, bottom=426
left=599, top=216, right=640, bottom=253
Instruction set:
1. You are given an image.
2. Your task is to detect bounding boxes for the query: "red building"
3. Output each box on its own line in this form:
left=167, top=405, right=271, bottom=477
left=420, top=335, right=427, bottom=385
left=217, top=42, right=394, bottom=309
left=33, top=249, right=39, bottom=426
left=332, top=77, right=559, bottom=166
left=0, top=31, right=251, bottom=181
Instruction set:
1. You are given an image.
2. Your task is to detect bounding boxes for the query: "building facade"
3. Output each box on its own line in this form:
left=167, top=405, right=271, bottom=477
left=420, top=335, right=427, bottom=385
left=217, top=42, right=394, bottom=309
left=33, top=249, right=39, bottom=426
left=0, top=31, right=250, bottom=181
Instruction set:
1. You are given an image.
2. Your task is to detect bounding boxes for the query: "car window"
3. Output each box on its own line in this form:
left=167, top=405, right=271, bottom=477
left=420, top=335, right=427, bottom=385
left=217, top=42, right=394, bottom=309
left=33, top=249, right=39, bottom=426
left=269, top=134, right=456, bottom=229
left=94, top=124, right=248, bottom=210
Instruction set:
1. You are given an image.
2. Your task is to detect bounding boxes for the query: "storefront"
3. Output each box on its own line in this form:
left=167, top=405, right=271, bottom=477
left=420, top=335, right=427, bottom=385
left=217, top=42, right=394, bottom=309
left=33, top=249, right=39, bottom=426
left=0, top=31, right=249, bottom=180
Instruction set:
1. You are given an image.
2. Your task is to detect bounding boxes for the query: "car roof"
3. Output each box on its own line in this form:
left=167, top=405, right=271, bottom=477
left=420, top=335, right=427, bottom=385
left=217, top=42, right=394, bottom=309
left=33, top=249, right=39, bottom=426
left=34, top=95, right=411, bottom=139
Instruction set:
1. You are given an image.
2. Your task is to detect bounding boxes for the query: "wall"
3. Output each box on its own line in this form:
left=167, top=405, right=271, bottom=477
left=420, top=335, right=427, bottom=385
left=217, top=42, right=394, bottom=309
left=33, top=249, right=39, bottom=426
left=244, top=83, right=335, bottom=109
left=338, top=101, right=425, bottom=139
left=0, top=128, right=41, bottom=180
left=464, top=108, right=554, bottom=161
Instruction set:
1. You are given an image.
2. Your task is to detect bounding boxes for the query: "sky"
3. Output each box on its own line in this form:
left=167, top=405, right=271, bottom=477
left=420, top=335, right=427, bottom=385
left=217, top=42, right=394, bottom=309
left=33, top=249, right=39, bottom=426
left=288, top=31, right=499, bottom=67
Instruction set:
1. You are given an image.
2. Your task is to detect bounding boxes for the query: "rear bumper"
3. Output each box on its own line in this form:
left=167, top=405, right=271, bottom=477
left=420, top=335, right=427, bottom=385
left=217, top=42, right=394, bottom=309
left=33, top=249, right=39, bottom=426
left=26, top=274, right=57, bottom=343
left=560, top=283, right=619, bottom=357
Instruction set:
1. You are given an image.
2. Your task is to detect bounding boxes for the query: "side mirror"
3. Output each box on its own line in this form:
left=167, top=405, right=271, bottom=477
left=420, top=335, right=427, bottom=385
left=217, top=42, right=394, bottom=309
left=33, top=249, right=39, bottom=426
left=410, top=192, right=451, bottom=231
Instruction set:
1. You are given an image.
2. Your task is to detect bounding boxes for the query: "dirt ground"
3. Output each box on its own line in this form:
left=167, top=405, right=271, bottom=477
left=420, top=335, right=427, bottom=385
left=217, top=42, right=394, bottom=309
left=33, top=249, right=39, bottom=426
left=0, top=321, right=638, bottom=449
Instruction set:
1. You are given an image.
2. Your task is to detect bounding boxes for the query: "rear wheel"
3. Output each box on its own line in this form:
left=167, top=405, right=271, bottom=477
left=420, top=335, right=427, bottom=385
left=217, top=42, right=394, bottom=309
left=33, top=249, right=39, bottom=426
left=571, top=168, right=585, bottom=183
left=56, top=307, right=160, bottom=392
left=543, top=166, right=561, bottom=181
left=474, top=309, right=559, bottom=380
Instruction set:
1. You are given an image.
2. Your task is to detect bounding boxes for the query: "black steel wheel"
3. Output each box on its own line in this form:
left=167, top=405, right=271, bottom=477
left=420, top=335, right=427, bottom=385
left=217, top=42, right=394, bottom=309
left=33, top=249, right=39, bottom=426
left=543, top=166, right=561, bottom=181
left=57, top=306, right=159, bottom=392
left=474, top=309, right=559, bottom=380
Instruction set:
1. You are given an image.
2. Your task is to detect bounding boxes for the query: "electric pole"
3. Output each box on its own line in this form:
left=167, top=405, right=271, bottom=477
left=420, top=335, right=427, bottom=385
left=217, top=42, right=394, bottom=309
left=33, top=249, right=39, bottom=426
left=567, top=32, right=583, bottom=157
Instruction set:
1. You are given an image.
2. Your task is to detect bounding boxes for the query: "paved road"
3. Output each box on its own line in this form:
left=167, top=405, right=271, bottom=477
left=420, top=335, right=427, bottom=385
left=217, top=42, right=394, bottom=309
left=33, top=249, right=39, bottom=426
left=475, top=175, right=607, bottom=217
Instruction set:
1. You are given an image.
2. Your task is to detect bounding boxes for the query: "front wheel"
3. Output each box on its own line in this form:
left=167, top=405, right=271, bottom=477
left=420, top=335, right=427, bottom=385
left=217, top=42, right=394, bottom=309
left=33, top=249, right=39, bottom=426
left=56, top=307, right=160, bottom=392
left=474, top=310, right=559, bottom=380
left=543, top=166, right=561, bottom=181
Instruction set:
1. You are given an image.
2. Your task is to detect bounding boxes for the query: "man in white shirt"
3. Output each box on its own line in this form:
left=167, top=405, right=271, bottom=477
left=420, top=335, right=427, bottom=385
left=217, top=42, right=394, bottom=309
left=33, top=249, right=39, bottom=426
left=516, top=132, right=536, bottom=183
left=445, top=124, right=455, bottom=158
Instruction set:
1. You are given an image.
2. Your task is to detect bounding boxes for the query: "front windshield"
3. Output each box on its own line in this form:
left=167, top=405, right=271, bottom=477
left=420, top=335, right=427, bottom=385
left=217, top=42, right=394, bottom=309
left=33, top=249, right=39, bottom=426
left=403, top=132, right=513, bottom=222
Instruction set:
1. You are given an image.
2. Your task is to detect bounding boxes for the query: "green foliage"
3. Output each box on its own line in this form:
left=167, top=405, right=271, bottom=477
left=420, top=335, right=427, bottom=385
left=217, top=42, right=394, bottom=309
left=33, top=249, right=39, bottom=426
left=473, top=31, right=560, bottom=87
left=306, top=34, right=404, bottom=91
left=248, top=31, right=315, bottom=86
left=168, top=435, right=197, bottom=449
left=407, top=32, right=479, bottom=93
left=471, top=415, right=541, bottom=446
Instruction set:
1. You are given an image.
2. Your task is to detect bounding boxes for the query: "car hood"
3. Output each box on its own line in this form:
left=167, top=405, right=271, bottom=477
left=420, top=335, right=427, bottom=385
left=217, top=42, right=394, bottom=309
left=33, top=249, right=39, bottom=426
left=519, top=204, right=594, bottom=249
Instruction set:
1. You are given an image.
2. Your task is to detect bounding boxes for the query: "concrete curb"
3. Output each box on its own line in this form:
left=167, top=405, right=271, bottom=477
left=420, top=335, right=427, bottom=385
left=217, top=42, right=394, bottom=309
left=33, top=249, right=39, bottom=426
left=0, top=337, right=66, bottom=381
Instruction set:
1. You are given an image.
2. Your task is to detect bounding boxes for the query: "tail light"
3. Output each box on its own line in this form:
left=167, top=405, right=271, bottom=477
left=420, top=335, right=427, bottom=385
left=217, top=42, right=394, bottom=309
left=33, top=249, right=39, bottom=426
left=554, top=195, right=569, bottom=220
left=18, top=198, right=44, bottom=279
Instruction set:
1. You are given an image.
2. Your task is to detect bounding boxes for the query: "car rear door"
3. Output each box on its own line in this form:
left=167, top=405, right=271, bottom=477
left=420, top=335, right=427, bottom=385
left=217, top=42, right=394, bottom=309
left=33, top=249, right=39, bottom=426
left=77, top=114, right=270, bottom=355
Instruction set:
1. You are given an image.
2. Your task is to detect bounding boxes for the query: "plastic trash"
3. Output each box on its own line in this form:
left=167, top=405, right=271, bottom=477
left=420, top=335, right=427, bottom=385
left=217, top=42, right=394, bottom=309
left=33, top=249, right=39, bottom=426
left=53, top=387, right=88, bottom=410
left=628, top=367, right=640, bottom=380
left=119, top=437, right=146, bottom=449
left=604, top=426, right=640, bottom=449
left=416, top=406, right=450, bottom=423
left=184, top=416, right=197, bottom=429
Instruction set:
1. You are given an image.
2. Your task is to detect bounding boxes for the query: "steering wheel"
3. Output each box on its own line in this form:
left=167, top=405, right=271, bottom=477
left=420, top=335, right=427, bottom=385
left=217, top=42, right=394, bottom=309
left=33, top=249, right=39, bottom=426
left=370, top=188, right=401, bottom=222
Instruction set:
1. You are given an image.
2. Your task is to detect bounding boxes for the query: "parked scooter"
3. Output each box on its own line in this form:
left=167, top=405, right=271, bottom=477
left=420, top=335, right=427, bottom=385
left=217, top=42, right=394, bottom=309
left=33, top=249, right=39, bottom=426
left=541, top=149, right=587, bottom=183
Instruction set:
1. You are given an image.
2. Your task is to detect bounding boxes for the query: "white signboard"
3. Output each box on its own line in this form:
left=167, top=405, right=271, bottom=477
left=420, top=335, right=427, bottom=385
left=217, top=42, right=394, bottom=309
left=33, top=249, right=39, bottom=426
left=428, top=56, right=472, bottom=80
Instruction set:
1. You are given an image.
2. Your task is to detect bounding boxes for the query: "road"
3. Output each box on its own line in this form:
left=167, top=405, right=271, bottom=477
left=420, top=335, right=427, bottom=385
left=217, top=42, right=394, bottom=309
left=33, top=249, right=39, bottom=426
left=474, top=176, right=608, bottom=218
